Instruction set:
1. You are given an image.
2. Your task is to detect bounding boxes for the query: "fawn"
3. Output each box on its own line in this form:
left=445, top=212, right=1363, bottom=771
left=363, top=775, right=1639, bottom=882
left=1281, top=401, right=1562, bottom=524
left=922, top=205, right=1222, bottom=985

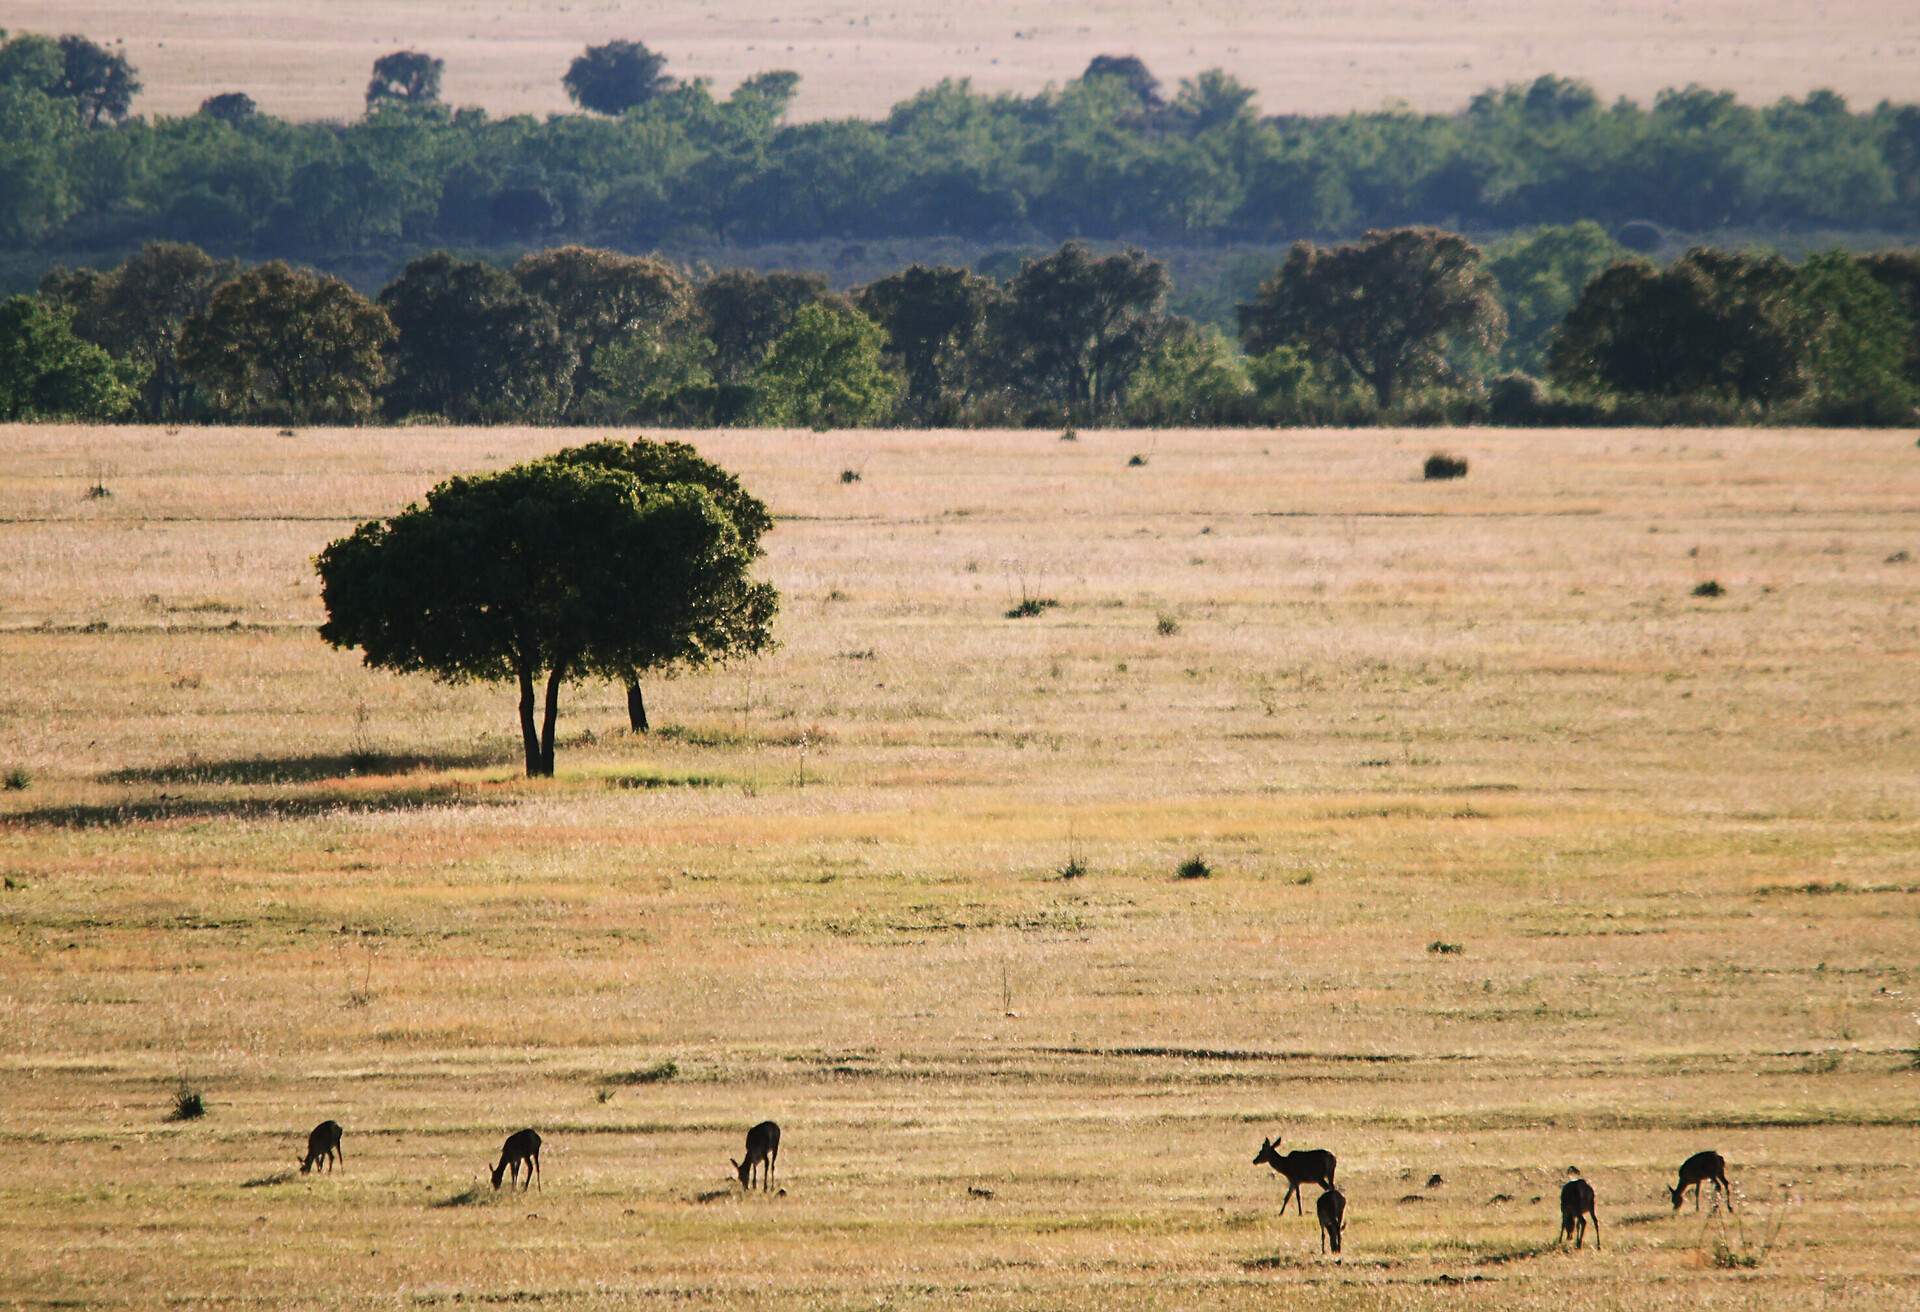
left=1316, top=1187, right=1346, bottom=1254
left=491, top=1129, right=542, bottom=1191
left=1253, top=1136, right=1338, bottom=1216
left=732, top=1121, right=781, bottom=1192
left=300, top=1120, right=343, bottom=1174
left=1669, top=1151, right=1731, bottom=1212
left=1560, top=1176, right=1599, bottom=1249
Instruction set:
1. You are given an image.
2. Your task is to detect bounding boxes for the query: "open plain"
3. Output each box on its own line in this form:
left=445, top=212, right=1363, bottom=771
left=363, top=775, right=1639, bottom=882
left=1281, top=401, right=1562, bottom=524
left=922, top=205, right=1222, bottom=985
left=0, top=423, right=1917, bottom=1309
left=15, top=0, right=1920, bottom=122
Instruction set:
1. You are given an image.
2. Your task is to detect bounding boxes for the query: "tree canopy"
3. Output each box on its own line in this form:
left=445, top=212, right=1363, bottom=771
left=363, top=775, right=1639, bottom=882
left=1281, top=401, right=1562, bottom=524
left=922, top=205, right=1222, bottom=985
left=366, top=51, right=444, bottom=111
left=377, top=252, right=573, bottom=422
left=1239, top=227, right=1506, bottom=407
left=749, top=303, right=900, bottom=428
left=316, top=457, right=776, bottom=775
left=0, top=294, right=130, bottom=420
left=563, top=40, right=673, bottom=115
left=177, top=261, right=394, bottom=423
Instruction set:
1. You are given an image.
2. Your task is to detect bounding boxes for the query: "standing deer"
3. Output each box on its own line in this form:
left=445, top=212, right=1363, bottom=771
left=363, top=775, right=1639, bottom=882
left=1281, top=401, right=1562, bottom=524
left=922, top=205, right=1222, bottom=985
left=1669, top=1150, right=1731, bottom=1212
left=300, top=1120, right=343, bottom=1174
left=1316, top=1186, right=1346, bottom=1254
left=732, top=1120, right=780, bottom=1192
left=491, top=1129, right=542, bottom=1191
left=1253, top=1136, right=1338, bottom=1216
left=1560, top=1176, right=1599, bottom=1249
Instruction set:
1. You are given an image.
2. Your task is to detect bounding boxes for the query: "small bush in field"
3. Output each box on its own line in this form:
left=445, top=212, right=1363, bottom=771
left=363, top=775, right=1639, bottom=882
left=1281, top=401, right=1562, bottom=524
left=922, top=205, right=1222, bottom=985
left=1424, top=452, right=1469, bottom=480
left=1693, top=580, right=1725, bottom=598
left=1155, top=612, right=1180, bottom=636
left=1127, top=453, right=1148, bottom=467
left=3, top=768, right=29, bottom=791
left=1428, top=940, right=1464, bottom=955
left=839, top=468, right=861, bottom=484
left=1176, top=855, right=1212, bottom=880
left=1006, top=597, right=1059, bottom=619
left=169, top=1082, right=207, bottom=1121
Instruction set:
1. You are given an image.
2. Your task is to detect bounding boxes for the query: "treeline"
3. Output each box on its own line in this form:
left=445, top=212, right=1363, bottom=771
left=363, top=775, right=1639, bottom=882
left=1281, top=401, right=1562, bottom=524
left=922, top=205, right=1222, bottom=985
left=4, top=30, right=1920, bottom=262
left=6, top=230, right=1917, bottom=428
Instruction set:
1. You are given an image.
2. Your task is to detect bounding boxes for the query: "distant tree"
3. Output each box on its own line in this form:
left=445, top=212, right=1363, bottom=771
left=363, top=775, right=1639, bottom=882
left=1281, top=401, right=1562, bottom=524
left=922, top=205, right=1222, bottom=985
left=0, top=84, right=83, bottom=242
left=1548, top=248, right=1807, bottom=403
left=988, top=241, right=1172, bottom=420
left=41, top=241, right=236, bottom=420
left=856, top=264, right=999, bottom=423
left=1858, top=250, right=1920, bottom=388
left=378, top=252, right=574, bottom=422
left=366, top=50, right=444, bottom=110
left=1793, top=250, right=1917, bottom=421
left=511, top=246, right=694, bottom=417
left=1081, top=54, right=1163, bottom=112
left=56, top=35, right=140, bottom=126
left=749, top=303, right=900, bottom=428
left=582, top=326, right=713, bottom=424
left=697, top=268, right=839, bottom=392
left=178, top=261, right=394, bottom=423
left=1125, top=322, right=1253, bottom=426
left=198, top=91, right=257, bottom=123
left=1484, top=222, right=1625, bottom=372
left=563, top=40, right=673, bottom=115
left=548, top=438, right=776, bottom=731
left=317, top=459, right=776, bottom=776
left=0, top=295, right=130, bottom=420
left=1239, top=227, right=1507, bottom=408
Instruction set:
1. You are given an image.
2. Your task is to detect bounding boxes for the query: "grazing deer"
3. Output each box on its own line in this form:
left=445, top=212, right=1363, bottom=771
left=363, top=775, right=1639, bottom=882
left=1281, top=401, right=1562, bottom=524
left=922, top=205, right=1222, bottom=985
left=300, top=1120, right=343, bottom=1174
left=1316, top=1187, right=1346, bottom=1254
left=732, top=1120, right=780, bottom=1192
left=1252, top=1136, right=1338, bottom=1216
left=1559, top=1176, right=1599, bottom=1249
left=491, top=1129, right=542, bottom=1191
left=1669, top=1150, right=1731, bottom=1213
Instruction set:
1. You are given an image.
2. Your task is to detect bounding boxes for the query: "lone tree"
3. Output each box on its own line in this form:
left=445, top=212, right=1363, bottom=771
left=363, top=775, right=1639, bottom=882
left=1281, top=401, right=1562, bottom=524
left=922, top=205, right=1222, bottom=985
left=178, top=261, right=394, bottom=423
left=198, top=91, right=257, bottom=123
left=1239, top=227, right=1506, bottom=409
left=548, top=438, right=775, bottom=732
left=366, top=50, right=443, bottom=110
left=317, top=458, right=776, bottom=777
left=563, top=40, right=673, bottom=115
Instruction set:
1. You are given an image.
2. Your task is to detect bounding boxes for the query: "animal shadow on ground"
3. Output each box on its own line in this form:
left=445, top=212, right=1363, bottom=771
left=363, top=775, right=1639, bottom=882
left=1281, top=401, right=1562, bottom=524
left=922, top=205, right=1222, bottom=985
left=432, top=1186, right=487, bottom=1208
left=241, top=1171, right=295, bottom=1188
left=693, top=1188, right=734, bottom=1203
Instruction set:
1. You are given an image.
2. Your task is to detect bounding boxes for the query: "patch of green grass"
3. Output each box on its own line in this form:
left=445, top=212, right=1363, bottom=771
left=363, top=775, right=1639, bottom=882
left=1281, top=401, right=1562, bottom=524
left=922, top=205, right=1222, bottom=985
left=1006, top=597, right=1060, bottom=619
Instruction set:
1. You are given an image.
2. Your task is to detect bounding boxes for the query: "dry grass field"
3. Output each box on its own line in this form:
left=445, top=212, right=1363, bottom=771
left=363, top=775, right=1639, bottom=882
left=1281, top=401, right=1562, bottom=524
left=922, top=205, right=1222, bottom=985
left=14, top=0, right=1920, bottom=122
left=1, top=422, right=1917, bottom=1310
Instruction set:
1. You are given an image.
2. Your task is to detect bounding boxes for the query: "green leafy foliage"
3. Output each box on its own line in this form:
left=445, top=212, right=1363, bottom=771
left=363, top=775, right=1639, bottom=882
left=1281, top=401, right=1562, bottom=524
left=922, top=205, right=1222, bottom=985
left=378, top=252, right=573, bottom=423
left=317, top=458, right=777, bottom=775
left=749, top=302, right=900, bottom=428
left=177, top=261, right=394, bottom=423
left=0, top=294, right=130, bottom=420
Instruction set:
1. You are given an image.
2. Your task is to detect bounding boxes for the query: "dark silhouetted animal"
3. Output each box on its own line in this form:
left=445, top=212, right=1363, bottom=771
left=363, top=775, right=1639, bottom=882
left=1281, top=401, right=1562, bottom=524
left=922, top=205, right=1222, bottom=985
left=1669, top=1151, right=1731, bottom=1212
left=1253, top=1136, right=1337, bottom=1215
left=1317, top=1187, right=1346, bottom=1254
left=1560, top=1176, right=1598, bottom=1248
left=733, top=1120, right=780, bottom=1192
left=491, top=1129, right=542, bottom=1191
left=300, top=1120, right=343, bottom=1174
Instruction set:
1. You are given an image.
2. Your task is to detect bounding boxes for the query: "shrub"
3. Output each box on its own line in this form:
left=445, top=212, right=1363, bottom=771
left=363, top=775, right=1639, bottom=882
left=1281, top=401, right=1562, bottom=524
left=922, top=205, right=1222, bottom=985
left=839, top=468, right=862, bottom=483
left=1692, top=580, right=1725, bottom=598
left=1155, top=612, right=1180, bottom=636
left=3, top=768, right=29, bottom=791
left=1127, top=453, right=1148, bottom=467
left=168, top=1082, right=207, bottom=1120
left=1006, top=597, right=1060, bottom=619
left=1427, top=940, right=1464, bottom=955
left=1057, top=856, right=1087, bottom=880
left=1176, top=854, right=1212, bottom=879
left=1424, top=453, right=1469, bottom=480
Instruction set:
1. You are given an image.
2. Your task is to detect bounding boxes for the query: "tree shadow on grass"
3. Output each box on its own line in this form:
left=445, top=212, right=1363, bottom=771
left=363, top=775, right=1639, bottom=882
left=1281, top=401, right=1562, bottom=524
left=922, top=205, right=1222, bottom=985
left=99, top=747, right=513, bottom=787
left=2, top=783, right=505, bottom=829
left=432, top=1186, right=488, bottom=1208
left=241, top=1170, right=296, bottom=1188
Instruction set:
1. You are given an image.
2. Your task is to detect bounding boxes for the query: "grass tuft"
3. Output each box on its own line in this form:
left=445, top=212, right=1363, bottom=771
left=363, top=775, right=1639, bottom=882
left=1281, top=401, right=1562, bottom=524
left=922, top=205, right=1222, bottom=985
left=1005, top=597, right=1060, bottom=619
left=168, top=1082, right=206, bottom=1121
left=1427, top=940, right=1464, bottom=955
left=3, top=768, right=29, bottom=791
left=1693, top=579, right=1726, bottom=597
left=1176, top=854, right=1212, bottom=880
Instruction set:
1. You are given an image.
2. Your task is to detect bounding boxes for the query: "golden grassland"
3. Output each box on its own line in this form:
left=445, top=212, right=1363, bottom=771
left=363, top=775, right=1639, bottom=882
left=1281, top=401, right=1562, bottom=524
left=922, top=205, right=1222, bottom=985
left=15, top=0, right=1920, bottom=123
left=0, top=422, right=1917, bottom=1310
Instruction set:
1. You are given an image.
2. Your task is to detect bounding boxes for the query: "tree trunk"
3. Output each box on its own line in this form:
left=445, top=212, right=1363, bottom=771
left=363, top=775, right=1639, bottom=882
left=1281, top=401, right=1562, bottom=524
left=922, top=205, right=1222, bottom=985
left=517, top=664, right=542, bottom=778
left=626, top=678, right=649, bottom=733
left=538, top=662, right=565, bottom=776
